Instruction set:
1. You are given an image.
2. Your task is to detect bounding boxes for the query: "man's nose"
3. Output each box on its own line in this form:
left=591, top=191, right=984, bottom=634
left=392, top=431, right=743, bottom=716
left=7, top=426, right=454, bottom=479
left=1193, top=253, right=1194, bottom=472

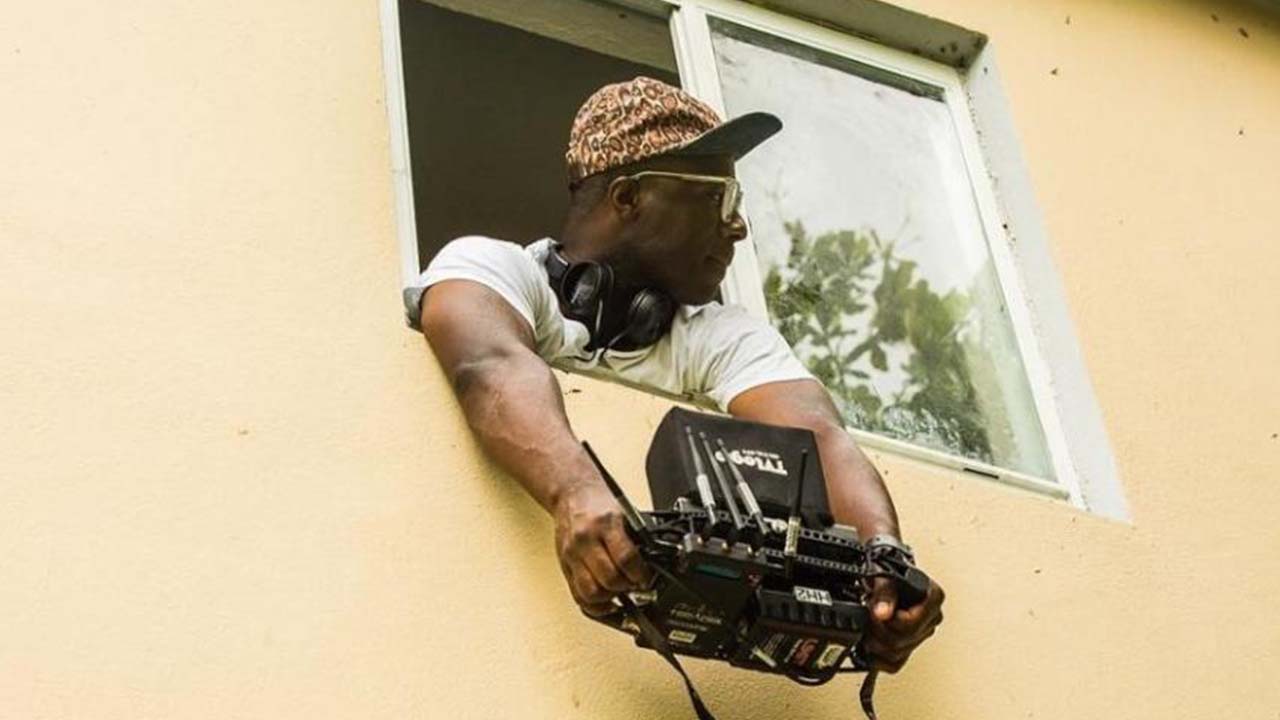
left=724, top=211, right=749, bottom=242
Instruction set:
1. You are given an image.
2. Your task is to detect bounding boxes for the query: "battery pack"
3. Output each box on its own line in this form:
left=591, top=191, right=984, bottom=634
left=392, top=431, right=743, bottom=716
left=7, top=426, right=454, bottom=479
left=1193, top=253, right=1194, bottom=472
left=733, top=587, right=868, bottom=674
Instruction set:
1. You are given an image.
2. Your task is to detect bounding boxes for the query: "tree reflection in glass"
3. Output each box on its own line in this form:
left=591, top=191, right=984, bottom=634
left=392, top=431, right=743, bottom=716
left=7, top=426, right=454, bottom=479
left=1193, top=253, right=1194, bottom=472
left=711, top=18, right=1054, bottom=478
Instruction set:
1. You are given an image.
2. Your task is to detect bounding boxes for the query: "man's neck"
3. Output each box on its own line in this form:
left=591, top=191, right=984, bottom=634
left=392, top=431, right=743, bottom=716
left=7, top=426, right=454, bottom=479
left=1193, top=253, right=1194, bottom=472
left=560, top=221, right=658, bottom=295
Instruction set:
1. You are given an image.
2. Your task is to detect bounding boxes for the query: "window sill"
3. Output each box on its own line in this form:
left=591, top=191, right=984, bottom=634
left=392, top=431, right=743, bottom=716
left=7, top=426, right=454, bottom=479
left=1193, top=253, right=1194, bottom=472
left=846, top=426, right=1070, bottom=502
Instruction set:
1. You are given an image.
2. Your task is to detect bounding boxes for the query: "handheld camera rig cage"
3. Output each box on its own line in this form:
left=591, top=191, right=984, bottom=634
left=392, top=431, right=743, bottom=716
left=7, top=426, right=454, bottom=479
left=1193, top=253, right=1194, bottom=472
left=585, top=408, right=931, bottom=720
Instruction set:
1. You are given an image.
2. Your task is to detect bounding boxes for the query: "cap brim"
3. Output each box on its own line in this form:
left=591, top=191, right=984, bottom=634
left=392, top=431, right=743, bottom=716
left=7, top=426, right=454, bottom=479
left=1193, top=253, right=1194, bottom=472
left=669, top=111, right=782, bottom=160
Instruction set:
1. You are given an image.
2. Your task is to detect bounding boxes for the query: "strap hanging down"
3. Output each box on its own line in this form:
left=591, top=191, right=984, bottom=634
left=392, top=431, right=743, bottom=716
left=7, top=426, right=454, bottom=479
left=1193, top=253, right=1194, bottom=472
left=620, top=597, right=718, bottom=720
left=859, top=669, right=880, bottom=720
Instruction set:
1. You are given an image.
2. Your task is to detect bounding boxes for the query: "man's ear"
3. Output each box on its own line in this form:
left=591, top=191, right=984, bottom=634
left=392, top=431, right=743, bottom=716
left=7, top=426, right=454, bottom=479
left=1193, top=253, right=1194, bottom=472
left=606, top=175, right=641, bottom=220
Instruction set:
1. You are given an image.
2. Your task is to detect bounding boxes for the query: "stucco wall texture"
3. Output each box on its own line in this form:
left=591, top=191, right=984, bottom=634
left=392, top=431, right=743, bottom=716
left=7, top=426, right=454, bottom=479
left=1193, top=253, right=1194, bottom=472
left=2, top=1, right=1277, bottom=718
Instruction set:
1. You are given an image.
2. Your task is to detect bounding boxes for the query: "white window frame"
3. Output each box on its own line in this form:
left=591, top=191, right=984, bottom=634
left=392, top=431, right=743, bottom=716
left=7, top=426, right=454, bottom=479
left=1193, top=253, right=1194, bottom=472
left=381, top=0, right=422, bottom=289
left=669, top=0, right=1082, bottom=505
left=379, top=0, right=1126, bottom=516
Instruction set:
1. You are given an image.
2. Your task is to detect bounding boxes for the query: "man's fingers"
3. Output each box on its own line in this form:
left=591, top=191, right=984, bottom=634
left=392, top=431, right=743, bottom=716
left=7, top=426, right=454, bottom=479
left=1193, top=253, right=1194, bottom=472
left=863, top=636, right=910, bottom=673
left=869, top=610, right=932, bottom=650
left=566, top=513, right=632, bottom=594
left=562, top=556, right=612, bottom=608
left=573, top=569, right=611, bottom=606
left=873, top=655, right=908, bottom=674
left=891, top=605, right=942, bottom=631
left=581, top=600, right=619, bottom=617
left=601, top=525, right=652, bottom=588
left=887, top=585, right=944, bottom=633
left=888, top=601, right=928, bottom=630
left=869, top=577, right=899, bottom=622
left=866, top=615, right=908, bottom=650
left=579, top=541, right=633, bottom=594
left=555, top=498, right=649, bottom=614
left=562, top=562, right=615, bottom=617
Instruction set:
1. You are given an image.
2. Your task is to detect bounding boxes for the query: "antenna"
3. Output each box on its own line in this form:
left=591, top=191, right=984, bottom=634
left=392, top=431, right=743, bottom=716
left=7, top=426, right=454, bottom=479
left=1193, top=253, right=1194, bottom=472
left=581, top=441, right=652, bottom=546
left=685, top=427, right=718, bottom=530
left=699, top=431, right=745, bottom=535
left=784, top=449, right=808, bottom=574
left=714, top=437, right=769, bottom=538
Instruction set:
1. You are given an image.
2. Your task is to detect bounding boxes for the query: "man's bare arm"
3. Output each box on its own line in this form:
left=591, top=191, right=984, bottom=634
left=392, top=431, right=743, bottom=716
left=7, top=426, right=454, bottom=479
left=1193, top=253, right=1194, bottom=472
left=728, top=378, right=944, bottom=672
left=728, top=378, right=898, bottom=539
left=420, top=279, right=582, bottom=512
left=420, top=279, right=650, bottom=614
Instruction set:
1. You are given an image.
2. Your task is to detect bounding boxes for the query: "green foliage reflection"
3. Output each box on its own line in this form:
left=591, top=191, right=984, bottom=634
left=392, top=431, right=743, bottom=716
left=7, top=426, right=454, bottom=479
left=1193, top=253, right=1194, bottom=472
left=763, top=222, right=994, bottom=463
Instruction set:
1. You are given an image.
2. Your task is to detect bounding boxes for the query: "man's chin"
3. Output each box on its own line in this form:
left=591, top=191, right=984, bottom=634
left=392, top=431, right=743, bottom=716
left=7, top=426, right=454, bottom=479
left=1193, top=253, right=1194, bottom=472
left=665, top=271, right=725, bottom=306
left=683, top=284, right=722, bottom=306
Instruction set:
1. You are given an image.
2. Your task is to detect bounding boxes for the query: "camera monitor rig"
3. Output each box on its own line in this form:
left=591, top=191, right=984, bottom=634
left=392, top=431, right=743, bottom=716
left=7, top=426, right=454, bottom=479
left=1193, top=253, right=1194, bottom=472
left=584, top=407, right=930, bottom=720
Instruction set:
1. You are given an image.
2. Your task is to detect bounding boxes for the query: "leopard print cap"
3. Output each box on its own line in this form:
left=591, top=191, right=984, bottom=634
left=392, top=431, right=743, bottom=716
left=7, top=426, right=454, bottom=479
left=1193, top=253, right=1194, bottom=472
left=565, top=77, right=731, bottom=185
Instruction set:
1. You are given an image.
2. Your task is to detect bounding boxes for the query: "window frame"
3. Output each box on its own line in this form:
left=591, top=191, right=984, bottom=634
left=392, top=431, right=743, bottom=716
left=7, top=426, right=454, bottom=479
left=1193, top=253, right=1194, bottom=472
left=379, top=0, right=1126, bottom=516
left=670, top=0, right=1082, bottom=504
left=381, top=0, right=422, bottom=291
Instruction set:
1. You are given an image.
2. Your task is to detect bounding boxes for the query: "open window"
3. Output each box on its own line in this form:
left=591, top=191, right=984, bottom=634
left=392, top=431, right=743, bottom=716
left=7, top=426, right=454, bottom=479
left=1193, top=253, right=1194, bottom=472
left=393, top=0, right=678, bottom=263
left=382, top=0, right=1125, bottom=518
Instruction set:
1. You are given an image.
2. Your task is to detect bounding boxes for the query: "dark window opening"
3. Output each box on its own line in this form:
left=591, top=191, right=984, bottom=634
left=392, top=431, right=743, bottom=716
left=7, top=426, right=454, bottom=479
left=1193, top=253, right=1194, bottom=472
left=398, top=0, right=679, bottom=267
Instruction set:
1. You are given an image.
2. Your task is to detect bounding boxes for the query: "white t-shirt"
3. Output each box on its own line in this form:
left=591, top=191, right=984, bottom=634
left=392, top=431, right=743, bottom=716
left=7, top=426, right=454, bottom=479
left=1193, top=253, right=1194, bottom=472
left=405, top=236, right=813, bottom=411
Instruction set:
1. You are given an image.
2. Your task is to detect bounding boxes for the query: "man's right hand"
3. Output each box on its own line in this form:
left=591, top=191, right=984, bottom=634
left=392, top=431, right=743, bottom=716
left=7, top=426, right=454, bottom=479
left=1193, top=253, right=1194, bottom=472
left=552, top=481, right=654, bottom=616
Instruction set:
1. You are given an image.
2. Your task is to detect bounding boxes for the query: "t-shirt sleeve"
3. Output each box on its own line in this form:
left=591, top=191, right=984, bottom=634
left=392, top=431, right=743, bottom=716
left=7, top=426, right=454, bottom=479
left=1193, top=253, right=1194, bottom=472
left=402, top=236, right=544, bottom=333
left=687, top=306, right=815, bottom=412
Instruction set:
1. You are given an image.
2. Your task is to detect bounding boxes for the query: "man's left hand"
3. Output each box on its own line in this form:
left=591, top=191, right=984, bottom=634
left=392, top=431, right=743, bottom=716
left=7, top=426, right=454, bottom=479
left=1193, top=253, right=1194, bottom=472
left=863, top=575, right=945, bottom=673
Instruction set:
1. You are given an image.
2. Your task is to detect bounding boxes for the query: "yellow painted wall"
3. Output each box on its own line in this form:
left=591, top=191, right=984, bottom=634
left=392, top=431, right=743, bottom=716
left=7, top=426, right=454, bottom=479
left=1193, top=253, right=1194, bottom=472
left=2, top=1, right=1277, bottom=718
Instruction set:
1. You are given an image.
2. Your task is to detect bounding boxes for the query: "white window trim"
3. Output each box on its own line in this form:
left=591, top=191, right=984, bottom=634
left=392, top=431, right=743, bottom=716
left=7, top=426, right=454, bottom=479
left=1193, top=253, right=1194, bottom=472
left=380, top=0, right=422, bottom=288
left=379, top=0, right=1125, bottom=516
left=671, top=0, right=1084, bottom=506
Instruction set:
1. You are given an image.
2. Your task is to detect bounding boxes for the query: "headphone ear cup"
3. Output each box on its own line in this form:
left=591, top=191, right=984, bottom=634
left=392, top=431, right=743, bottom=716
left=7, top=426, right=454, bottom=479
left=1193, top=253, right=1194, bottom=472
left=621, top=290, right=677, bottom=348
left=562, top=262, right=609, bottom=319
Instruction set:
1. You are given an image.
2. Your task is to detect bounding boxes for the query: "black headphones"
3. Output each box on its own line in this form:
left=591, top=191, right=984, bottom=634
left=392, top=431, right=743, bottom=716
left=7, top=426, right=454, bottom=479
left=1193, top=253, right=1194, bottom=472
left=543, top=244, right=676, bottom=353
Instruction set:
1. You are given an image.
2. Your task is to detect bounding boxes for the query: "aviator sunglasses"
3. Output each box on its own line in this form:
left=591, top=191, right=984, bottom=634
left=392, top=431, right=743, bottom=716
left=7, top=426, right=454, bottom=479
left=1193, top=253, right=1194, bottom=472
left=626, top=171, right=743, bottom=224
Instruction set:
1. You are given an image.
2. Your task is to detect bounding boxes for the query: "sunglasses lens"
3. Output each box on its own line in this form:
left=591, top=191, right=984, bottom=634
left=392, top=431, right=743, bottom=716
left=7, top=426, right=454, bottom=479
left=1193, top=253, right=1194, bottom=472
left=723, top=181, right=741, bottom=222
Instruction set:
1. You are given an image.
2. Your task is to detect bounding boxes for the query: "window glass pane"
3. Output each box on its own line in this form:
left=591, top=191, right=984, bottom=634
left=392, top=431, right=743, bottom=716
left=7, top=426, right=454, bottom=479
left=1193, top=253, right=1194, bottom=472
left=709, top=18, right=1054, bottom=479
